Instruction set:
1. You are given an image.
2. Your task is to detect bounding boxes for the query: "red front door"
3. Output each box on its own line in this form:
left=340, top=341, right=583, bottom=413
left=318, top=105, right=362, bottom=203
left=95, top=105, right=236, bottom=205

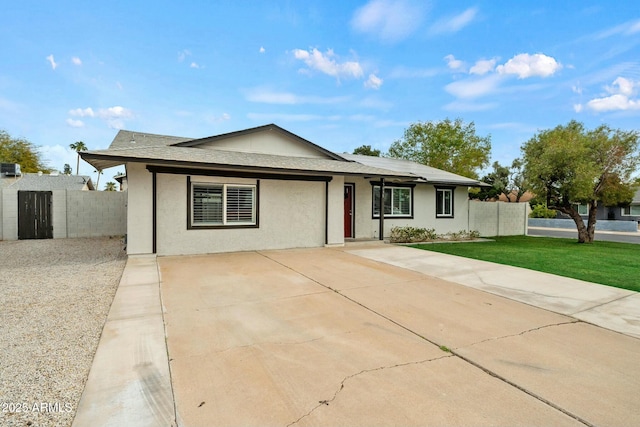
left=344, top=184, right=354, bottom=238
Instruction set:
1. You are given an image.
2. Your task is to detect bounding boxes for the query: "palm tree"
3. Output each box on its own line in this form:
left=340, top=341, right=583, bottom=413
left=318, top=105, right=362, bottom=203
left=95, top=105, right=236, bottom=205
left=104, top=182, right=117, bottom=192
left=69, top=141, right=87, bottom=175
left=95, top=170, right=103, bottom=189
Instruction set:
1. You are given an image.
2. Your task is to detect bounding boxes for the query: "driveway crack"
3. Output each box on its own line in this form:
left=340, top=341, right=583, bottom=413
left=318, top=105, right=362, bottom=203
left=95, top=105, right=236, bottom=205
left=456, top=320, right=580, bottom=350
left=286, top=354, right=453, bottom=427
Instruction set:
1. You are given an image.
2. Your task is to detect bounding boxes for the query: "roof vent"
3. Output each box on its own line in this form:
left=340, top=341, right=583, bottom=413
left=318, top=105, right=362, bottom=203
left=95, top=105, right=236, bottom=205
left=1, top=163, right=21, bottom=177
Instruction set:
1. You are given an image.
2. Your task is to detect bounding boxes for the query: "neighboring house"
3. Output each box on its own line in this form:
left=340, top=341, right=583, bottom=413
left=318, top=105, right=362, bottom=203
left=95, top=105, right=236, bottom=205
left=80, top=124, right=486, bottom=256
left=114, top=173, right=128, bottom=191
left=557, top=188, right=640, bottom=223
left=2, top=172, right=95, bottom=191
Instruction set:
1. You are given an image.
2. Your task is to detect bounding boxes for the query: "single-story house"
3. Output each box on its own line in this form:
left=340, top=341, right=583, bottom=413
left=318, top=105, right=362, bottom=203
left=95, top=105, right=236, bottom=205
left=80, top=124, right=486, bottom=256
left=558, top=188, right=640, bottom=223
left=1, top=172, right=95, bottom=191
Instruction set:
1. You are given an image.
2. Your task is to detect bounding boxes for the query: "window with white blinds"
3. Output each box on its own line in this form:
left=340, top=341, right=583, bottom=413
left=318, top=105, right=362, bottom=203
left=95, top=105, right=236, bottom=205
left=192, top=183, right=256, bottom=226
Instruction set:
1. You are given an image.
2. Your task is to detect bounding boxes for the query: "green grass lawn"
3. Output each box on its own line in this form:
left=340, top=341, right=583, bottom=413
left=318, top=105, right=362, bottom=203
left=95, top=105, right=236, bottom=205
left=411, top=236, right=640, bottom=292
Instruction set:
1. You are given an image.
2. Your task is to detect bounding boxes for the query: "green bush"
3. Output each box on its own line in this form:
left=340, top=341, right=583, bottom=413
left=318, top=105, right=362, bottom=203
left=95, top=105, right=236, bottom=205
left=529, top=204, right=557, bottom=218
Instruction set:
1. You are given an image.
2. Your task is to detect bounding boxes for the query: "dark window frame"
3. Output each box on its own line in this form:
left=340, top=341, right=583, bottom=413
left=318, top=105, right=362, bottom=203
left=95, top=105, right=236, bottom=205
left=370, top=182, right=415, bottom=219
left=435, top=186, right=455, bottom=218
left=187, top=176, right=260, bottom=230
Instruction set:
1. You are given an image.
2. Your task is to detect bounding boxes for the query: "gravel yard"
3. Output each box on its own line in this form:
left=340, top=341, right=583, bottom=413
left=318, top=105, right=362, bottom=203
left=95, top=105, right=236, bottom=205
left=0, top=237, right=126, bottom=427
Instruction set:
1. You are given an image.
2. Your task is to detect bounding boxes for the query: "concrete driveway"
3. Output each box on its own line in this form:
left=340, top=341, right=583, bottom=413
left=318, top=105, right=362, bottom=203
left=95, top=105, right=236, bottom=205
left=158, top=246, right=640, bottom=427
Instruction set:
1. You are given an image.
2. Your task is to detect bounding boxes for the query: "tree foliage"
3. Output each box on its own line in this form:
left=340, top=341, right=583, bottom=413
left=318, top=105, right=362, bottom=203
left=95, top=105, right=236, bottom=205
left=69, top=141, right=87, bottom=176
left=104, top=182, right=117, bottom=191
left=62, top=163, right=72, bottom=175
left=473, top=161, right=509, bottom=200
left=387, top=118, right=491, bottom=179
left=0, top=130, right=50, bottom=173
left=352, top=145, right=381, bottom=156
left=522, top=120, right=640, bottom=243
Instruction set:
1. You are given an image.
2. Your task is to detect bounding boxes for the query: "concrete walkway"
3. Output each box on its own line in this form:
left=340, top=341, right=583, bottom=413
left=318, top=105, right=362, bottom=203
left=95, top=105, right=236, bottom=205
left=346, top=242, right=640, bottom=339
left=73, top=255, right=174, bottom=427
left=73, top=243, right=640, bottom=426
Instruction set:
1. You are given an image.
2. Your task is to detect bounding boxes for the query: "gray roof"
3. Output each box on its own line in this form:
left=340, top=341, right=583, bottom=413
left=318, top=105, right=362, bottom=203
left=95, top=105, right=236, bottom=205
left=82, top=145, right=416, bottom=179
left=81, top=126, right=484, bottom=185
left=4, top=173, right=94, bottom=191
left=341, top=154, right=488, bottom=186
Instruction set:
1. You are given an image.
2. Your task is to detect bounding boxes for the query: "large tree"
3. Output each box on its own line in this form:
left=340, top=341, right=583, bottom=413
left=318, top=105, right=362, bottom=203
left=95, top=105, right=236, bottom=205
left=522, top=120, right=640, bottom=243
left=0, top=130, right=50, bottom=172
left=472, top=159, right=529, bottom=202
left=387, top=118, right=491, bottom=179
left=69, top=141, right=87, bottom=175
left=353, top=145, right=381, bottom=156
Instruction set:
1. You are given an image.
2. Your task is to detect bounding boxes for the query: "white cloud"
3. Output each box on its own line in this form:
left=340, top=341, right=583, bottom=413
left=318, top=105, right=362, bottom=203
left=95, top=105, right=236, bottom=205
left=593, top=19, right=640, bottom=40
left=46, top=54, right=58, bottom=70
left=469, top=58, right=496, bottom=75
left=190, top=62, right=200, bottom=69
left=245, top=87, right=350, bottom=105
left=65, top=118, right=84, bottom=128
left=444, top=54, right=464, bottom=71
left=67, top=106, right=133, bottom=129
left=572, top=84, right=583, bottom=94
left=496, top=53, right=562, bottom=78
left=292, top=48, right=363, bottom=79
left=39, top=145, right=78, bottom=173
left=351, top=0, right=425, bottom=43
left=607, top=76, right=635, bottom=96
left=444, top=74, right=502, bottom=99
left=364, top=73, right=383, bottom=89
left=585, top=77, right=640, bottom=112
left=430, top=7, right=478, bottom=34
left=259, top=46, right=266, bottom=53
left=587, top=94, right=640, bottom=111
left=208, top=113, right=231, bottom=123
left=573, top=104, right=584, bottom=113
left=72, top=57, right=82, bottom=66
left=178, top=49, right=191, bottom=62
left=69, top=107, right=95, bottom=117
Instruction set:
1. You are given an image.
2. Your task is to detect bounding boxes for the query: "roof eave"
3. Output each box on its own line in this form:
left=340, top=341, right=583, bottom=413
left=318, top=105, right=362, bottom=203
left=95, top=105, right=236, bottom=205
left=80, top=152, right=415, bottom=180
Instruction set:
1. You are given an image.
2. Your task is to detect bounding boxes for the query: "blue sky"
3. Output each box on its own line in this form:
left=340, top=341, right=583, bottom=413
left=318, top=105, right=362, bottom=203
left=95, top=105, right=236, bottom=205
left=2, top=0, right=640, bottom=187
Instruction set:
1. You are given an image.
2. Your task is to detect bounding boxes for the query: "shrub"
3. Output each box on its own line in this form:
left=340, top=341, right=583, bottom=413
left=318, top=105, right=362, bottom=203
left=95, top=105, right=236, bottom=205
left=529, top=204, right=557, bottom=218
left=389, top=227, right=480, bottom=243
left=389, top=226, right=437, bottom=243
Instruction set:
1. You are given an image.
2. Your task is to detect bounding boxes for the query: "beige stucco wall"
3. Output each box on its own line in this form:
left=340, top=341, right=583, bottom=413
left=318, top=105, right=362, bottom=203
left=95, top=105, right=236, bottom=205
left=198, top=132, right=331, bottom=159
left=126, top=163, right=153, bottom=254
left=350, top=177, right=470, bottom=238
left=154, top=173, right=328, bottom=256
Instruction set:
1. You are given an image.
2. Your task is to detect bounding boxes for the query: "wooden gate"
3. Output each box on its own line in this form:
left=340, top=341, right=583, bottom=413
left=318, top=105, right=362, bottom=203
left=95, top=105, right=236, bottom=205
left=18, top=191, right=53, bottom=239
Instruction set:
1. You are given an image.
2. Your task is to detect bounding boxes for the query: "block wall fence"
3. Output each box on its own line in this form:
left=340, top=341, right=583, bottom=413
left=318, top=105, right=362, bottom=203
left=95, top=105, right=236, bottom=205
left=0, top=189, right=126, bottom=240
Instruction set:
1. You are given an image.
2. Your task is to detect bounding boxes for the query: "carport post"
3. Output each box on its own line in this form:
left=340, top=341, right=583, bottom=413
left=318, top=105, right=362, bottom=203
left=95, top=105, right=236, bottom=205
left=379, top=177, right=385, bottom=240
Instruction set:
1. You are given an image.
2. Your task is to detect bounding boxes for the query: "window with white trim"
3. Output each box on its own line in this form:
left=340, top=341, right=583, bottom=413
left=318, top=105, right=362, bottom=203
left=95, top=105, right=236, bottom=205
left=436, top=188, right=454, bottom=218
left=192, top=183, right=256, bottom=226
left=372, top=186, right=412, bottom=217
left=622, top=205, right=640, bottom=216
